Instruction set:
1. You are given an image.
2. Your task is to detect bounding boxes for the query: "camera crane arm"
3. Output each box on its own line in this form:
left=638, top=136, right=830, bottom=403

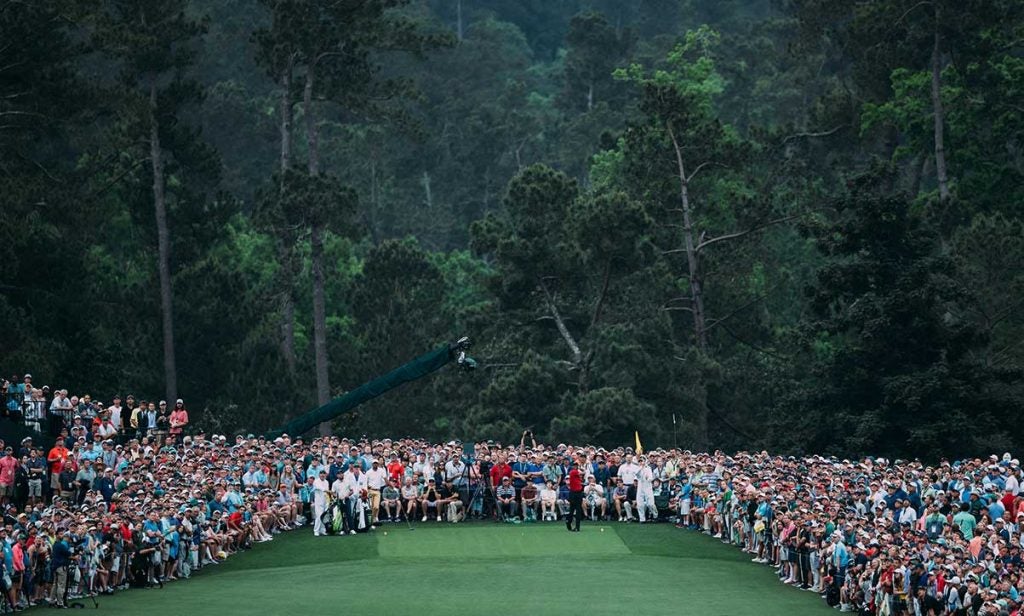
left=265, top=337, right=475, bottom=440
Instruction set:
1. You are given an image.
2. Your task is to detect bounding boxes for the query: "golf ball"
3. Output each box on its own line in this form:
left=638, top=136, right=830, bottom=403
left=383, top=532, right=388, bottom=536
left=601, top=528, right=605, bottom=532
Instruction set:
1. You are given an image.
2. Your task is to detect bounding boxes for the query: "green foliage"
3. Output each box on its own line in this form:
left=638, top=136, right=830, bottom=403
left=785, top=171, right=1024, bottom=458
left=3, top=0, right=1024, bottom=459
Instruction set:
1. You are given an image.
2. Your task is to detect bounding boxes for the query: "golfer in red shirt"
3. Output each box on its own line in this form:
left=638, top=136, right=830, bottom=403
left=566, top=457, right=585, bottom=532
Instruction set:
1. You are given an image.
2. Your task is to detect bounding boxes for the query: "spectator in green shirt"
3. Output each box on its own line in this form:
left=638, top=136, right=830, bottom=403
left=952, top=502, right=977, bottom=539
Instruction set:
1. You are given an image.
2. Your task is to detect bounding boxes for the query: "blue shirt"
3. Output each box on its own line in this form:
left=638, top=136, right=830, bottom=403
left=526, top=463, right=544, bottom=485
left=143, top=520, right=161, bottom=545
left=222, top=490, right=243, bottom=513
left=833, top=542, right=850, bottom=568
left=511, top=462, right=528, bottom=488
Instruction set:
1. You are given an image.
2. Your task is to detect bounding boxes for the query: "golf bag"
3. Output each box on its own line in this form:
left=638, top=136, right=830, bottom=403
left=332, top=501, right=346, bottom=534
left=321, top=500, right=345, bottom=536
left=354, top=495, right=371, bottom=533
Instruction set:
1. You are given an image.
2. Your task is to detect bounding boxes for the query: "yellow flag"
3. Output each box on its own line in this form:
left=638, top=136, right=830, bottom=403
left=634, top=430, right=643, bottom=454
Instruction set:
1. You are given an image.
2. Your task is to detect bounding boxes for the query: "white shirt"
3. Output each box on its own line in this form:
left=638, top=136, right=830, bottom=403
left=637, top=465, right=655, bottom=489
left=344, top=470, right=368, bottom=495
left=365, top=467, right=388, bottom=490
left=313, top=478, right=330, bottom=507
left=331, top=478, right=349, bottom=499
left=413, top=460, right=432, bottom=478
left=618, top=462, right=640, bottom=485
left=97, top=423, right=117, bottom=439
left=107, top=405, right=122, bottom=429
left=445, top=460, right=466, bottom=483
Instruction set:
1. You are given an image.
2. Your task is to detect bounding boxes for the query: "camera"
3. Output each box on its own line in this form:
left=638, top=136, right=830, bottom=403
left=453, top=336, right=477, bottom=372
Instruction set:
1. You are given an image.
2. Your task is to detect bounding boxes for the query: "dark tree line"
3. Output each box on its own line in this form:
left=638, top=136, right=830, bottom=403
left=1, top=0, right=1022, bottom=459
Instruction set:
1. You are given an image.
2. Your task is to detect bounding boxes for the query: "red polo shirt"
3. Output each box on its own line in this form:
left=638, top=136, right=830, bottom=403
left=490, top=463, right=512, bottom=486
left=568, top=468, right=583, bottom=492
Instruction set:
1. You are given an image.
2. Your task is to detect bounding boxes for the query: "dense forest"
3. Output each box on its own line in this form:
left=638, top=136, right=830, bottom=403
left=2, top=0, right=1023, bottom=459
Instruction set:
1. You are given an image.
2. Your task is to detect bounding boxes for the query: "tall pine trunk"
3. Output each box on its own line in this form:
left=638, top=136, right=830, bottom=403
left=280, top=64, right=293, bottom=174
left=667, top=122, right=708, bottom=450
left=305, top=65, right=332, bottom=436
left=667, top=123, right=709, bottom=353
left=931, top=19, right=950, bottom=204
left=278, top=64, right=298, bottom=386
left=455, top=0, right=464, bottom=42
left=150, top=84, right=178, bottom=405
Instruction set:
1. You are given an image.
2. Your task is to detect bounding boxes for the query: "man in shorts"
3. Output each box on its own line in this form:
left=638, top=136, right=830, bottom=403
left=381, top=478, right=402, bottom=521
left=26, top=448, right=46, bottom=505
left=0, top=448, right=17, bottom=506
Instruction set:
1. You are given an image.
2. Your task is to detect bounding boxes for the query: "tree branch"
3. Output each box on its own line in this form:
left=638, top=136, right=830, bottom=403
left=684, top=160, right=725, bottom=183
left=781, top=125, right=846, bottom=145
left=705, top=292, right=771, bottom=331
left=895, top=1, right=932, bottom=26
left=696, top=213, right=808, bottom=253
left=539, top=280, right=582, bottom=366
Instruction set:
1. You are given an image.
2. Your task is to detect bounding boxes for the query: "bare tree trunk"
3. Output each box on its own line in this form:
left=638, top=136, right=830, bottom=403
left=304, top=65, right=331, bottom=436
left=278, top=63, right=298, bottom=408
left=368, top=156, right=380, bottom=244
left=280, top=286, right=296, bottom=377
left=280, top=64, right=293, bottom=173
left=311, top=224, right=330, bottom=406
left=150, top=84, right=177, bottom=405
left=540, top=281, right=589, bottom=393
left=586, top=81, right=594, bottom=112
left=667, top=123, right=709, bottom=353
left=931, top=23, right=950, bottom=204
left=455, top=0, right=464, bottom=42
left=421, top=171, right=433, bottom=207
left=304, top=67, right=319, bottom=175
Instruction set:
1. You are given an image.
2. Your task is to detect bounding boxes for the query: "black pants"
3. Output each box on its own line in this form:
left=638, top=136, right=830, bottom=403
left=567, top=492, right=584, bottom=531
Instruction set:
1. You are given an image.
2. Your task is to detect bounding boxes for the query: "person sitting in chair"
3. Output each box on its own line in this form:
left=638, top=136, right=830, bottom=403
left=420, top=479, right=441, bottom=522
left=583, top=475, right=607, bottom=520
left=401, top=477, right=419, bottom=522
left=495, top=477, right=517, bottom=521
left=521, top=482, right=540, bottom=521
left=440, top=480, right=464, bottom=523
left=382, top=479, right=402, bottom=522
left=540, top=481, right=558, bottom=521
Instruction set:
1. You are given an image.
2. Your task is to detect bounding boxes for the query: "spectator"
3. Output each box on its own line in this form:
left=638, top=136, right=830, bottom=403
left=521, top=482, right=539, bottom=522
left=0, top=447, right=17, bottom=506
left=400, top=477, right=419, bottom=522
left=540, top=480, right=557, bottom=521
left=381, top=479, right=401, bottom=522
left=169, top=400, right=188, bottom=444
left=583, top=475, right=606, bottom=520
left=419, top=478, right=441, bottom=523
left=495, top=477, right=517, bottom=522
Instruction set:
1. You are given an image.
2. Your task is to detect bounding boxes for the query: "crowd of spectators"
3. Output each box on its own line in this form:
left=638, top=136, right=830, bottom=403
left=2, top=377, right=1023, bottom=615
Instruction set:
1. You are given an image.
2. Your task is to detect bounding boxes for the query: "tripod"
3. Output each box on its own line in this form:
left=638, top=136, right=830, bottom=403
left=63, top=562, right=100, bottom=609
left=459, top=455, right=501, bottom=522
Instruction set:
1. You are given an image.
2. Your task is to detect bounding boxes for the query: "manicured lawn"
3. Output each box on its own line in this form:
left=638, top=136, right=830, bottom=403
left=38, top=522, right=834, bottom=615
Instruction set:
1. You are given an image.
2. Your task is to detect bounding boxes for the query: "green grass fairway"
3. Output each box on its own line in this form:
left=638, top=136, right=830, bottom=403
left=42, top=524, right=834, bottom=615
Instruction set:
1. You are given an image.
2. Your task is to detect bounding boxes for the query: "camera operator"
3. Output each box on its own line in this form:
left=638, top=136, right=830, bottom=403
left=518, top=429, right=537, bottom=452
left=48, top=530, right=76, bottom=608
left=140, top=511, right=164, bottom=585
